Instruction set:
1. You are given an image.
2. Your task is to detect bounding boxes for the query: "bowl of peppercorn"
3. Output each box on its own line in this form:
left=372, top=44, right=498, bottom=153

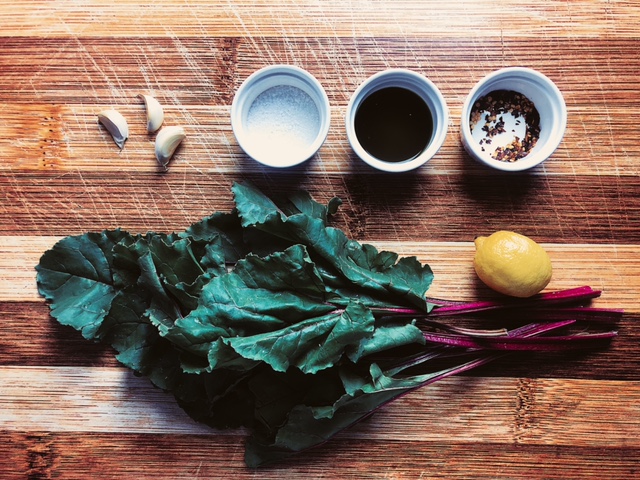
left=460, top=67, right=567, bottom=172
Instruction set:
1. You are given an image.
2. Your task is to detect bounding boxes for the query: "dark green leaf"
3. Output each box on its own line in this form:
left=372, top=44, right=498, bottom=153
left=244, top=363, right=418, bottom=468
left=36, top=229, right=128, bottom=339
left=222, top=301, right=375, bottom=374
left=346, top=318, right=426, bottom=363
left=183, top=210, right=248, bottom=264
left=173, top=245, right=335, bottom=344
left=232, top=182, right=433, bottom=309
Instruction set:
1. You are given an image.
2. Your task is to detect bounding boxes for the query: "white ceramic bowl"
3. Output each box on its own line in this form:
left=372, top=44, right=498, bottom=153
left=231, top=65, right=330, bottom=168
left=345, top=69, right=449, bottom=173
left=460, top=67, right=567, bottom=172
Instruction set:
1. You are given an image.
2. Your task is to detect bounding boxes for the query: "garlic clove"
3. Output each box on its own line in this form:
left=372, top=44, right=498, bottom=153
left=97, top=109, right=129, bottom=149
left=155, top=126, right=186, bottom=168
left=138, top=94, right=164, bottom=133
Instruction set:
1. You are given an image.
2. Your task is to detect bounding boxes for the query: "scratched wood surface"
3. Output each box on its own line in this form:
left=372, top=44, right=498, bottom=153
left=1, top=1, right=640, bottom=478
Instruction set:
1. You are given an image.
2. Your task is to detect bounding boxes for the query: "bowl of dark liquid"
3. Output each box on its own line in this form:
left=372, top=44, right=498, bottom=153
left=346, top=69, right=448, bottom=172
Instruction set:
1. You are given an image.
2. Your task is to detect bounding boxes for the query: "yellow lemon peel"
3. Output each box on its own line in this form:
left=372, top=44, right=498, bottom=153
left=473, top=230, right=552, bottom=298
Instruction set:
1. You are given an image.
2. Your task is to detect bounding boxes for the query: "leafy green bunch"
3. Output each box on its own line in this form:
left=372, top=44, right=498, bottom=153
left=36, top=182, right=441, bottom=467
left=36, top=182, right=619, bottom=467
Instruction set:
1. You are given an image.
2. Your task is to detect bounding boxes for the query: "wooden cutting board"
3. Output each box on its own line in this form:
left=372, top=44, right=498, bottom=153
left=1, top=2, right=639, bottom=478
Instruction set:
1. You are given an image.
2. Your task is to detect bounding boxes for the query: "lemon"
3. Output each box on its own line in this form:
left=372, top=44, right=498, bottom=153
left=473, top=230, right=552, bottom=298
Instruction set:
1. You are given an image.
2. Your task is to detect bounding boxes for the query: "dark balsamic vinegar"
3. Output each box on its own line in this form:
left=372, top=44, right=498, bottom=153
left=354, top=87, right=433, bottom=162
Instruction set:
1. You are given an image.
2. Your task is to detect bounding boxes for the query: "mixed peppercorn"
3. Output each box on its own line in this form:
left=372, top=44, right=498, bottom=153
left=470, top=89, right=540, bottom=162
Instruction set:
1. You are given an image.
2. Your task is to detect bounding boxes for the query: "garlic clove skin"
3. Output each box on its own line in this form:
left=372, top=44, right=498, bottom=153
left=138, top=94, right=164, bottom=133
left=98, top=109, right=129, bottom=149
left=155, top=126, right=186, bottom=168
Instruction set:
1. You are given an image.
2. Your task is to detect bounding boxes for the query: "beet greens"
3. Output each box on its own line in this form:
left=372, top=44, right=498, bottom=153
left=35, top=181, right=621, bottom=467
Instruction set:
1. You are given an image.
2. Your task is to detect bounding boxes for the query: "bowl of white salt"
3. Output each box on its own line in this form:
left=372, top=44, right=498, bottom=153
left=460, top=67, right=567, bottom=172
left=231, top=65, right=331, bottom=168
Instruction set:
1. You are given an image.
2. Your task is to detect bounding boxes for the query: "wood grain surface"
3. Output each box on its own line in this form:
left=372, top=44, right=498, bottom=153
left=1, top=1, right=639, bottom=478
